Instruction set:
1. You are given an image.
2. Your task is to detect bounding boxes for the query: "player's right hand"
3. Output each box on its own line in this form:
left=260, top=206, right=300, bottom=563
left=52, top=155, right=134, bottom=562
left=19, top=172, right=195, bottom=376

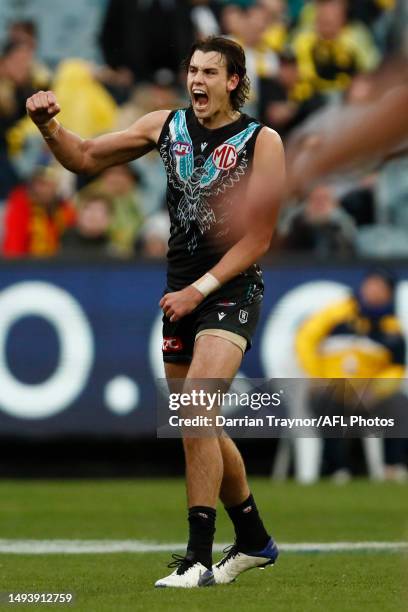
left=159, top=286, right=204, bottom=322
left=26, top=90, right=61, bottom=126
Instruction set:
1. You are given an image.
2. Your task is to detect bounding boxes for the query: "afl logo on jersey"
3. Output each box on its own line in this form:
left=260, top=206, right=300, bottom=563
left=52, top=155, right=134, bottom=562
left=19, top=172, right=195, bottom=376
left=172, top=141, right=192, bottom=156
left=213, top=144, right=237, bottom=170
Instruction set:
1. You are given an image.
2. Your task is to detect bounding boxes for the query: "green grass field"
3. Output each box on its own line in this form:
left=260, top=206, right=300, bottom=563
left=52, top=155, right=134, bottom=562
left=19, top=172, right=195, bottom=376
left=0, top=479, right=407, bottom=611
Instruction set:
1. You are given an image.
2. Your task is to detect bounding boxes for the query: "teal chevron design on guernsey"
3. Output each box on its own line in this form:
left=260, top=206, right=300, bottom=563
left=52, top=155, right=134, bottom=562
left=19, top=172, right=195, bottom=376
left=200, top=122, right=259, bottom=188
left=169, top=110, right=194, bottom=181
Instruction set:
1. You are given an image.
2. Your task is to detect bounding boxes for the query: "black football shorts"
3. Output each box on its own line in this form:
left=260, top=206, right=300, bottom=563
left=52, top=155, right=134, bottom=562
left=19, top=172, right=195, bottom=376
left=162, top=274, right=264, bottom=363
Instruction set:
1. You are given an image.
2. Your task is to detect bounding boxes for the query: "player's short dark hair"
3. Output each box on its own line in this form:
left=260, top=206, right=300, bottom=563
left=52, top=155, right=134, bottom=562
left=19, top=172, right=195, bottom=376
left=183, top=36, right=250, bottom=111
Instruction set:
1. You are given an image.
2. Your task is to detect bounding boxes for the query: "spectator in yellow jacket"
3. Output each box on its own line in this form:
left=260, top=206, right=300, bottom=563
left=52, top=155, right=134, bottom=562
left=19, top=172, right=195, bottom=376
left=296, top=269, right=407, bottom=480
left=296, top=270, right=405, bottom=381
left=292, top=0, right=380, bottom=94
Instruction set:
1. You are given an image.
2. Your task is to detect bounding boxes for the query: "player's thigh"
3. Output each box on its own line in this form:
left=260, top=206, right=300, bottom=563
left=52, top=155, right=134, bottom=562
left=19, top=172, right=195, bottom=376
left=187, top=333, right=243, bottom=379
left=162, top=307, right=195, bottom=365
left=165, top=362, right=189, bottom=380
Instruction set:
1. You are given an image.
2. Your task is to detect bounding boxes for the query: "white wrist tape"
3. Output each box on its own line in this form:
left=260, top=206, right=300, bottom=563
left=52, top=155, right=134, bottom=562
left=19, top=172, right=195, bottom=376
left=192, top=272, right=221, bottom=297
left=39, top=118, right=61, bottom=141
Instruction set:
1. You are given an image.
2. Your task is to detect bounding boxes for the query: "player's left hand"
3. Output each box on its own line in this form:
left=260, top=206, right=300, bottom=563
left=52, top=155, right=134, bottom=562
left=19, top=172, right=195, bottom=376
left=159, top=286, right=204, bottom=322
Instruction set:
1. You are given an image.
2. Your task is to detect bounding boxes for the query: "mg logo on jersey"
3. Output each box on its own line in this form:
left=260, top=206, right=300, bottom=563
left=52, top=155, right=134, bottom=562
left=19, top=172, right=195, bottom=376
left=162, top=337, right=184, bottom=352
left=172, top=141, right=192, bottom=156
left=213, top=144, right=237, bottom=170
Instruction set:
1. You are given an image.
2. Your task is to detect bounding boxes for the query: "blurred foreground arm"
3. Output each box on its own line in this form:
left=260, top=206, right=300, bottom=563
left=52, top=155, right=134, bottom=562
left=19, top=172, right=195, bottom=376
left=288, top=83, right=408, bottom=196
left=210, top=127, right=285, bottom=283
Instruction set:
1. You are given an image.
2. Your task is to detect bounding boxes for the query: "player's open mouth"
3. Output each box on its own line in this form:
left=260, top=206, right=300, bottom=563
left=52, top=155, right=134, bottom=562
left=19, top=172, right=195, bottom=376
left=192, top=89, right=209, bottom=109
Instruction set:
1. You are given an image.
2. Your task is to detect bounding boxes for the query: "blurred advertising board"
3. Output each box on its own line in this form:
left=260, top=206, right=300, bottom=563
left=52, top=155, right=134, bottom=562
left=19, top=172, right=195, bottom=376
left=0, top=260, right=407, bottom=436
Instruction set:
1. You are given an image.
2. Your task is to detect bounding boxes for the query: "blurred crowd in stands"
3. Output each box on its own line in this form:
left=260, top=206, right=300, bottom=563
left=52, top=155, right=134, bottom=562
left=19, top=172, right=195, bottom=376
left=0, top=0, right=407, bottom=260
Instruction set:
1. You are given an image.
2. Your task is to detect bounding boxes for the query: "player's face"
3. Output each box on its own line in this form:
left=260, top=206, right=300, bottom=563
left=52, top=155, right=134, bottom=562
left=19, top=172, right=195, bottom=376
left=187, top=50, right=239, bottom=120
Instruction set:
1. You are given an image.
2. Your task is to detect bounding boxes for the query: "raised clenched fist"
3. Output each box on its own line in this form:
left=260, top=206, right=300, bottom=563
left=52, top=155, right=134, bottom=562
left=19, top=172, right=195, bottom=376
left=26, top=90, right=61, bottom=126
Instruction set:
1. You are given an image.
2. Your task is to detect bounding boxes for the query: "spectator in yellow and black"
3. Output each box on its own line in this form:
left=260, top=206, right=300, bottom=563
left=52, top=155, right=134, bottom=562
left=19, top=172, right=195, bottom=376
left=292, top=0, right=380, bottom=95
left=258, top=0, right=289, bottom=54
left=297, top=269, right=406, bottom=380
left=296, top=269, right=407, bottom=480
left=259, top=47, right=326, bottom=139
left=223, top=3, right=280, bottom=114
left=0, top=40, right=50, bottom=200
left=236, top=3, right=281, bottom=76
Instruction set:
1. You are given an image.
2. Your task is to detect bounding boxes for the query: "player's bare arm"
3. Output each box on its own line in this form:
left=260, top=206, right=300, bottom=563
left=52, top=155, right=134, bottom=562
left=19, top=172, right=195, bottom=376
left=26, top=90, right=170, bottom=175
left=160, top=127, right=285, bottom=322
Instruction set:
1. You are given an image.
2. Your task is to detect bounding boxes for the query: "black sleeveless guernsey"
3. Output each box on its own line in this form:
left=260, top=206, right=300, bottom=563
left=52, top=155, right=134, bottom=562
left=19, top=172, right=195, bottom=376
left=157, top=107, right=263, bottom=290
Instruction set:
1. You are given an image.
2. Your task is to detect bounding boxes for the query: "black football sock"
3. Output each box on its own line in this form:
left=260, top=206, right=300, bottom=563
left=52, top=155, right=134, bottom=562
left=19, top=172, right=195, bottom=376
left=186, top=506, right=216, bottom=570
left=226, top=493, right=270, bottom=552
